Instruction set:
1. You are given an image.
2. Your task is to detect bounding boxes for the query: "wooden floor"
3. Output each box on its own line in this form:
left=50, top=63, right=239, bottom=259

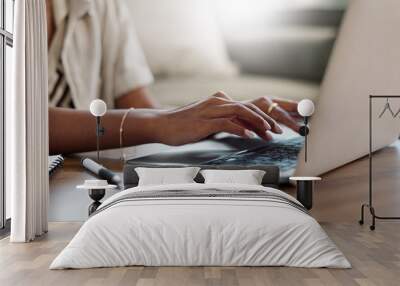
left=2, top=142, right=400, bottom=285
left=1, top=222, right=400, bottom=286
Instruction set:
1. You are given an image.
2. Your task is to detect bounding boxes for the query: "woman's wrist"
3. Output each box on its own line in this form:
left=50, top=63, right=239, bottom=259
left=124, top=109, right=170, bottom=145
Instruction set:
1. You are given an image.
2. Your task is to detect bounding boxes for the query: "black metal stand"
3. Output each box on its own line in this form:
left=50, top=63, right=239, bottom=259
left=88, top=188, right=105, bottom=216
left=359, top=95, right=400, bottom=230
left=299, top=117, right=309, bottom=162
left=95, top=117, right=105, bottom=161
left=290, top=177, right=320, bottom=210
left=296, top=181, right=313, bottom=210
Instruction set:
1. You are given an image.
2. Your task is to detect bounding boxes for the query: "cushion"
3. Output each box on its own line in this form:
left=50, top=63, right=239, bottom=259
left=200, top=169, right=266, bottom=185
left=135, top=167, right=200, bottom=186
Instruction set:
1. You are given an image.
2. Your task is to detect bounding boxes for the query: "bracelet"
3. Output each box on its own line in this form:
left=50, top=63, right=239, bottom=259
left=120, top=108, right=134, bottom=160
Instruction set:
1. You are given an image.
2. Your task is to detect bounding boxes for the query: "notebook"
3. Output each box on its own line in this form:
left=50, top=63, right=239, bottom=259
left=48, top=155, right=64, bottom=176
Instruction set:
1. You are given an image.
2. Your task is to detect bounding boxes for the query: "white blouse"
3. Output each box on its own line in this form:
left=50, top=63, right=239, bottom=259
left=48, top=0, right=154, bottom=110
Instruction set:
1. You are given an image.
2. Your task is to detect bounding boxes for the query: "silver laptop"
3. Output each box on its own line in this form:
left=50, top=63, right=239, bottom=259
left=296, top=0, right=400, bottom=176
left=206, top=0, right=400, bottom=179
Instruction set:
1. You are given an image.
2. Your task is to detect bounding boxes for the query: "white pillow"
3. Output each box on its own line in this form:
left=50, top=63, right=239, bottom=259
left=135, top=167, right=200, bottom=186
left=200, top=169, right=266, bottom=185
left=125, top=0, right=238, bottom=77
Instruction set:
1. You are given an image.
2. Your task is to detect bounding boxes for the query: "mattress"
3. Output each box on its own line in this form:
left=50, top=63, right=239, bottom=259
left=149, top=75, right=319, bottom=107
left=50, top=183, right=350, bottom=269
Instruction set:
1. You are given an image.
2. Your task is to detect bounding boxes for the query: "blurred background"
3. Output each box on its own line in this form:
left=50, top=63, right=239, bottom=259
left=124, top=0, right=348, bottom=106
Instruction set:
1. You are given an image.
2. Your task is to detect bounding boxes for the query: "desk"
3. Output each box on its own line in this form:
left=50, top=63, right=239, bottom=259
left=49, top=157, right=123, bottom=221
left=50, top=140, right=400, bottom=223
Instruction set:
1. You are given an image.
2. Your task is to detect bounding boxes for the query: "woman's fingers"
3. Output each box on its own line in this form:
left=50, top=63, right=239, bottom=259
left=209, top=119, right=272, bottom=141
left=209, top=119, right=251, bottom=138
left=198, top=93, right=302, bottom=138
left=250, top=97, right=301, bottom=133
left=270, top=106, right=301, bottom=132
left=231, top=118, right=273, bottom=141
left=205, top=103, right=271, bottom=135
left=243, top=102, right=283, bottom=134
left=272, top=98, right=299, bottom=114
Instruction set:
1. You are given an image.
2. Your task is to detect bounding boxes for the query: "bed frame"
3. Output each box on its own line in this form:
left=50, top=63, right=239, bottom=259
left=123, top=163, right=280, bottom=189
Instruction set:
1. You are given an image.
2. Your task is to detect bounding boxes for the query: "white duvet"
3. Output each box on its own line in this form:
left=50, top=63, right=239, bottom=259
left=50, top=183, right=350, bottom=269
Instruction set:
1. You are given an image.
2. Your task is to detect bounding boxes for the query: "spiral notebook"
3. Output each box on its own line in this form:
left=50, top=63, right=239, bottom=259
left=48, top=155, right=64, bottom=176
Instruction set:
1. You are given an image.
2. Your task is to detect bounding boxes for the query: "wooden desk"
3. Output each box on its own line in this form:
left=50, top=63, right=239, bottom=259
left=50, top=141, right=400, bottom=223
left=49, top=157, right=123, bottom=221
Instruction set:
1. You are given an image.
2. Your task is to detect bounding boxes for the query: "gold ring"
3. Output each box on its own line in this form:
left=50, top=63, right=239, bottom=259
left=267, top=102, right=279, bottom=114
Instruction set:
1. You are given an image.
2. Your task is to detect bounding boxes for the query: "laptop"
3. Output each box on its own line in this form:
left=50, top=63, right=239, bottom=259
left=204, top=0, right=400, bottom=178
left=127, top=0, right=400, bottom=182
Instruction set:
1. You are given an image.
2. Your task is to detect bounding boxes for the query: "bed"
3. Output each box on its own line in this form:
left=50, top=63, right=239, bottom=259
left=50, top=182, right=350, bottom=269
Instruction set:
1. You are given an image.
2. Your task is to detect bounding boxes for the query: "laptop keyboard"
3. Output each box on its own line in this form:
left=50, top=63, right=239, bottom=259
left=204, top=136, right=304, bottom=173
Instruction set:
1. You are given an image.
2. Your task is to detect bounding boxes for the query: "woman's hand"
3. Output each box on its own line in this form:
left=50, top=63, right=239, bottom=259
left=153, top=92, right=283, bottom=146
left=245, top=97, right=301, bottom=133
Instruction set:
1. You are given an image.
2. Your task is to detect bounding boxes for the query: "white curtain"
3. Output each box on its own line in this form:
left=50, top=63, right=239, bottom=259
left=8, top=0, right=49, bottom=242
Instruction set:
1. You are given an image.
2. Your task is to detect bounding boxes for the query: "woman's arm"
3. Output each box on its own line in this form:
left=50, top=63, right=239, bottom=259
left=49, top=107, right=162, bottom=155
left=49, top=93, right=282, bottom=155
